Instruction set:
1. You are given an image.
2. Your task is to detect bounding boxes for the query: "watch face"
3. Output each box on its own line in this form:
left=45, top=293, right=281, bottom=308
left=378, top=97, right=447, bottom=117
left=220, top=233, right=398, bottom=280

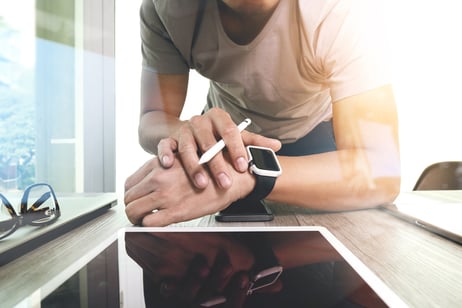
left=248, top=147, right=281, bottom=172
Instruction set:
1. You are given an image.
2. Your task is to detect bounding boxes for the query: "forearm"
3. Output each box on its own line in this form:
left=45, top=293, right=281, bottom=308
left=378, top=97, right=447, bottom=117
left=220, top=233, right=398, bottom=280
left=268, top=149, right=400, bottom=211
left=268, top=85, right=401, bottom=210
left=138, top=70, right=189, bottom=154
left=138, top=111, right=184, bottom=154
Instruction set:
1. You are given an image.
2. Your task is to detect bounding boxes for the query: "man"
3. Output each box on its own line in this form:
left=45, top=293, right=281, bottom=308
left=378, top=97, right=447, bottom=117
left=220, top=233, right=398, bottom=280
left=124, top=0, right=400, bottom=226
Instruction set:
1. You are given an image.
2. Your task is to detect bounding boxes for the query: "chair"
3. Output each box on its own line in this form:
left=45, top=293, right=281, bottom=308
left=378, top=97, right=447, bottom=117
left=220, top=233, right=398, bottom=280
left=413, top=161, right=462, bottom=190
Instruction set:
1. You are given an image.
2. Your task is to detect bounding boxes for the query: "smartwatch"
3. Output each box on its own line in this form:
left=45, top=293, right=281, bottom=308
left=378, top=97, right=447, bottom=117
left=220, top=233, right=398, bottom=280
left=239, top=232, right=283, bottom=295
left=246, top=146, right=282, bottom=201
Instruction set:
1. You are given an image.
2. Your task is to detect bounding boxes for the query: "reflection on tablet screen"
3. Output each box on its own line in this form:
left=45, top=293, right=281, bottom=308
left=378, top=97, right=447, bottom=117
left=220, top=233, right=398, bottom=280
left=120, top=228, right=402, bottom=308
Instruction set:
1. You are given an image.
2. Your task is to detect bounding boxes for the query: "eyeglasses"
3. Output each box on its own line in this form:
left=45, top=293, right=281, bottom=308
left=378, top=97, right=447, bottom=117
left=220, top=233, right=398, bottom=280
left=0, top=183, right=61, bottom=240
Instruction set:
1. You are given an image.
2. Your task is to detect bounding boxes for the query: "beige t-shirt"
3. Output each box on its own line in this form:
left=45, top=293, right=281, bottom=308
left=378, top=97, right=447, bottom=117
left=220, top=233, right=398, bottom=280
left=141, top=0, right=390, bottom=143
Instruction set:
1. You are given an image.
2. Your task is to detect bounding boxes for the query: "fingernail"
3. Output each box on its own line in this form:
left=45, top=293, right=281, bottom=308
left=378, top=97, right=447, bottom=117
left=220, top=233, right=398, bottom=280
left=161, top=155, right=171, bottom=166
left=194, top=173, right=208, bottom=188
left=218, top=173, right=231, bottom=188
left=236, top=157, right=248, bottom=172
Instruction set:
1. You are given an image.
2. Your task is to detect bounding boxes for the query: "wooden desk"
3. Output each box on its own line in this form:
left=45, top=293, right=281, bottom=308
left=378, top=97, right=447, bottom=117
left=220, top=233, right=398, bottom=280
left=1, top=200, right=462, bottom=307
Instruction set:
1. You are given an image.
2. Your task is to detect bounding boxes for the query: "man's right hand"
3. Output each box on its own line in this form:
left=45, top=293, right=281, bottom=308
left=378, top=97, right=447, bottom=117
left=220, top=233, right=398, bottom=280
left=157, top=107, right=281, bottom=190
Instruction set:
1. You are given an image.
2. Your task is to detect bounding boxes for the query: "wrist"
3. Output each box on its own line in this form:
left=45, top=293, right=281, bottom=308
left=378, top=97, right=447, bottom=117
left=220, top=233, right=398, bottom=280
left=237, top=169, right=257, bottom=201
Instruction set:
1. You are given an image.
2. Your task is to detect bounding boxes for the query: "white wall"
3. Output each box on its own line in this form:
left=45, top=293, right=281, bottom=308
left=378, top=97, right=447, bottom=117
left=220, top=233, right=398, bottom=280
left=116, top=0, right=462, bottom=193
left=115, top=0, right=146, bottom=192
left=115, top=1, right=208, bottom=193
left=384, top=0, right=462, bottom=189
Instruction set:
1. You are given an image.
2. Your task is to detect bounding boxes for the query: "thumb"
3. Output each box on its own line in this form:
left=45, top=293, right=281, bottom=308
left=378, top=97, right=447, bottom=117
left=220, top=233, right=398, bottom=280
left=157, top=137, right=178, bottom=168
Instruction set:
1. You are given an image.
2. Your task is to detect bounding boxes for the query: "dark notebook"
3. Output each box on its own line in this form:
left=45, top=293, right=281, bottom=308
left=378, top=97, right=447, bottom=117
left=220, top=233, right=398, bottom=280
left=0, top=193, right=117, bottom=265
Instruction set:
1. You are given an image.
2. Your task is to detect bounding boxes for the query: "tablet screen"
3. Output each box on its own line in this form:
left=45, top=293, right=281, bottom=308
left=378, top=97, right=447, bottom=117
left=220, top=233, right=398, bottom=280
left=119, top=227, right=405, bottom=308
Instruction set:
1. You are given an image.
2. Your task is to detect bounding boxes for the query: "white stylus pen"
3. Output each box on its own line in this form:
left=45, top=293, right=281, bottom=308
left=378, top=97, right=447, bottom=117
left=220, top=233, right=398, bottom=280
left=198, top=118, right=252, bottom=165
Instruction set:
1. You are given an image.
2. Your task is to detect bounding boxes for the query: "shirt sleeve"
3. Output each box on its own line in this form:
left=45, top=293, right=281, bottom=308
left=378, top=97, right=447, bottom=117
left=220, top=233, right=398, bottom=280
left=307, top=0, right=392, bottom=102
left=140, top=0, right=190, bottom=74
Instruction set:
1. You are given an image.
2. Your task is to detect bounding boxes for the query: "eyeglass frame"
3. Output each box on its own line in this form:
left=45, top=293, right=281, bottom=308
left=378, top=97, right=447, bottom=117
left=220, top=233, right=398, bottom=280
left=0, top=183, right=61, bottom=240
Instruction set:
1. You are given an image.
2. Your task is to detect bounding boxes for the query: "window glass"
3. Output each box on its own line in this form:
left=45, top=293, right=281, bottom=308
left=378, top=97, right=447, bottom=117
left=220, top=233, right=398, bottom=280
left=0, top=2, right=37, bottom=190
left=0, top=0, right=114, bottom=193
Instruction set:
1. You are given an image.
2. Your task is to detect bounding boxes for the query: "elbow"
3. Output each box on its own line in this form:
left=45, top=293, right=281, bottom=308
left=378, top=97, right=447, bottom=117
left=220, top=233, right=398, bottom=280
left=372, top=152, right=401, bottom=205
left=375, top=174, right=401, bottom=205
left=363, top=166, right=401, bottom=207
left=139, top=134, right=155, bottom=155
left=363, top=148, right=401, bottom=206
left=344, top=174, right=401, bottom=210
left=345, top=153, right=401, bottom=208
left=138, top=124, right=159, bottom=155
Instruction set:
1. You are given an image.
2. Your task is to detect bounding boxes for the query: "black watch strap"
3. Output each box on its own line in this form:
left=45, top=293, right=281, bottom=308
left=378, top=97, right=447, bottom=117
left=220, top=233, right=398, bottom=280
left=238, top=232, right=283, bottom=295
left=246, top=174, right=276, bottom=202
left=239, top=232, right=279, bottom=271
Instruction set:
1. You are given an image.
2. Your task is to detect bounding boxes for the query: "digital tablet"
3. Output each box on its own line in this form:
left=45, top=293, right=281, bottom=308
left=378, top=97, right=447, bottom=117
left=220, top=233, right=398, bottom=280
left=118, top=226, right=406, bottom=308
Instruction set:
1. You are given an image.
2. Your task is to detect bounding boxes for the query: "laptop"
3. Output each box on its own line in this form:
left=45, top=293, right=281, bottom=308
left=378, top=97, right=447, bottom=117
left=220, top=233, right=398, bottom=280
left=118, top=226, right=406, bottom=307
left=0, top=193, right=117, bottom=265
left=381, top=190, right=462, bottom=244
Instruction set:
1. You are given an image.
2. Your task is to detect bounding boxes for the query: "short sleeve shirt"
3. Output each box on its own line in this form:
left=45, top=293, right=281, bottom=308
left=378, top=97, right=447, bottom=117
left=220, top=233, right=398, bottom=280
left=140, top=0, right=391, bottom=143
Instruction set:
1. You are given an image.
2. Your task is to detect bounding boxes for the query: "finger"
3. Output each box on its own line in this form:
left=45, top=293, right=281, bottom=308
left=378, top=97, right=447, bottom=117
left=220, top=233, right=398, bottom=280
left=241, top=131, right=282, bottom=152
left=140, top=199, right=215, bottom=227
left=202, top=250, right=234, bottom=294
left=225, top=272, right=249, bottom=308
left=125, top=165, right=181, bottom=225
left=196, top=111, right=243, bottom=189
left=177, top=121, right=211, bottom=189
left=210, top=114, right=249, bottom=174
left=157, top=137, right=178, bottom=168
left=124, top=158, right=159, bottom=193
left=125, top=193, right=163, bottom=225
left=124, top=161, right=163, bottom=206
left=178, top=254, right=211, bottom=303
left=141, top=208, right=177, bottom=227
left=189, top=114, right=218, bottom=154
left=203, top=151, right=233, bottom=190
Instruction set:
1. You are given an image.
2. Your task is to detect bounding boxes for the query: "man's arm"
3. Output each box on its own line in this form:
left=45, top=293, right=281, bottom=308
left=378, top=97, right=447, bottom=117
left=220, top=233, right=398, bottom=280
left=138, top=69, right=188, bottom=154
left=268, top=84, right=401, bottom=210
left=139, top=68, right=281, bottom=190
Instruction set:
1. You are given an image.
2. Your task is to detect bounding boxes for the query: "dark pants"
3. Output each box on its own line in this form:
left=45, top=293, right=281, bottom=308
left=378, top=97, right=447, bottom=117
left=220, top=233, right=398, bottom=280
left=277, top=120, right=337, bottom=156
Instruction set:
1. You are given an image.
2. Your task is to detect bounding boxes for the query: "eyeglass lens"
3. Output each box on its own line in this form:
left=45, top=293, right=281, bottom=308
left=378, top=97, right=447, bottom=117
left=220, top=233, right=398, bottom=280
left=22, top=184, right=60, bottom=225
left=0, top=183, right=60, bottom=240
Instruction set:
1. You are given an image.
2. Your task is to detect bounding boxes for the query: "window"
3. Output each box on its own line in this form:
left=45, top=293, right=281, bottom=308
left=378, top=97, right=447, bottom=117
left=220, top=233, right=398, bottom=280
left=0, top=0, right=115, bottom=193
